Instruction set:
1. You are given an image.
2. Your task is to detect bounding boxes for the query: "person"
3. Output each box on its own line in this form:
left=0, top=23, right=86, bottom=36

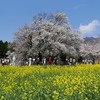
left=92, top=57, right=95, bottom=64
left=36, top=57, right=39, bottom=65
left=29, top=57, right=32, bottom=66
left=65, top=58, right=69, bottom=65
left=78, top=56, right=83, bottom=64
left=12, top=56, right=16, bottom=66
left=33, top=58, right=35, bottom=65
left=47, top=57, right=53, bottom=64
left=69, top=58, right=73, bottom=65
left=42, top=57, right=46, bottom=65
left=38, top=51, right=42, bottom=64
left=6, top=58, right=10, bottom=65
left=26, top=61, right=28, bottom=65
left=1, top=59, right=5, bottom=66
left=82, top=59, right=85, bottom=64
left=84, top=59, right=87, bottom=64
left=87, top=58, right=91, bottom=64
left=54, top=57, right=58, bottom=65
left=72, top=58, right=76, bottom=65
left=60, top=52, right=66, bottom=65
left=0, top=58, right=1, bottom=65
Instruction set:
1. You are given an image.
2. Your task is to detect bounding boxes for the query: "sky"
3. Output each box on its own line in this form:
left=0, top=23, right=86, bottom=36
left=0, top=0, right=100, bottom=42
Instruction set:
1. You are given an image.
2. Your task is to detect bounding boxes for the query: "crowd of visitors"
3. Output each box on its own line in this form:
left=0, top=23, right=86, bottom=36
left=26, top=56, right=76, bottom=66
left=0, top=57, right=76, bottom=66
left=0, top=58, right=10, bottom=66
left=0, top=52, right=95, bottom=66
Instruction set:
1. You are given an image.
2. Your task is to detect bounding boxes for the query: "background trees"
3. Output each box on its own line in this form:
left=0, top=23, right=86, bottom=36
left=80, top=37, right=100, bottom=57
left=0, top=40, right=9, bottom=58
left=9, top=12, right=83, bottom=65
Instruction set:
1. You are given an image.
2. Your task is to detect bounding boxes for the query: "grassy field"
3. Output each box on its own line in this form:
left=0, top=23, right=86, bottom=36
left=0, top=64, right=100, bottom=100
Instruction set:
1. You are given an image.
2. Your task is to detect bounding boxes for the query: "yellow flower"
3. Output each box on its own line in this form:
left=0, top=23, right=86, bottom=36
left=53, top=90, right=59, bottom=95
left=0, top=96, right=5, bottom=100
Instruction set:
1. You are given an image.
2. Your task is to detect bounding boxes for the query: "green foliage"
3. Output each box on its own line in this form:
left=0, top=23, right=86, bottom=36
left=0, top=40, right=9, bottom=58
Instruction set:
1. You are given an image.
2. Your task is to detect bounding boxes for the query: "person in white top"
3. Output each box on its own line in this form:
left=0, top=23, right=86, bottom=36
left=29, top=57, right=32, bottom=66
left=42, top=58, right=46, bottom=65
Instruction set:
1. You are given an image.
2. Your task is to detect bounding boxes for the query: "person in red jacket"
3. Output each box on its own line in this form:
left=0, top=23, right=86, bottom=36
left=47, top=57, right=53, bottom=64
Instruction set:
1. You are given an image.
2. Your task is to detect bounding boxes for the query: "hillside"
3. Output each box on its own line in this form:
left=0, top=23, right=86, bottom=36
left=84, top=37, right=100, bottom=44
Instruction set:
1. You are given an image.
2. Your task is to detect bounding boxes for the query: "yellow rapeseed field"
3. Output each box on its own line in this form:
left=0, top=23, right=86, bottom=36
left=0, top=64, right=100, bottom=100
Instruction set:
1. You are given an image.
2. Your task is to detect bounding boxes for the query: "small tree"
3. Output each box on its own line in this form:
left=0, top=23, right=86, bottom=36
left=10, top=12, right=83, bottom=65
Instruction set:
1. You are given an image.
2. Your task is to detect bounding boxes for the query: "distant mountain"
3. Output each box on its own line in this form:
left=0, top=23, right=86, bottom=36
left=84, top=37, right=100, bottom=44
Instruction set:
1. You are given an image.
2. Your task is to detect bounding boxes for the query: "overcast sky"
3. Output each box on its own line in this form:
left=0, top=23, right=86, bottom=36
left=0, top=0, right=100, bottom=42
